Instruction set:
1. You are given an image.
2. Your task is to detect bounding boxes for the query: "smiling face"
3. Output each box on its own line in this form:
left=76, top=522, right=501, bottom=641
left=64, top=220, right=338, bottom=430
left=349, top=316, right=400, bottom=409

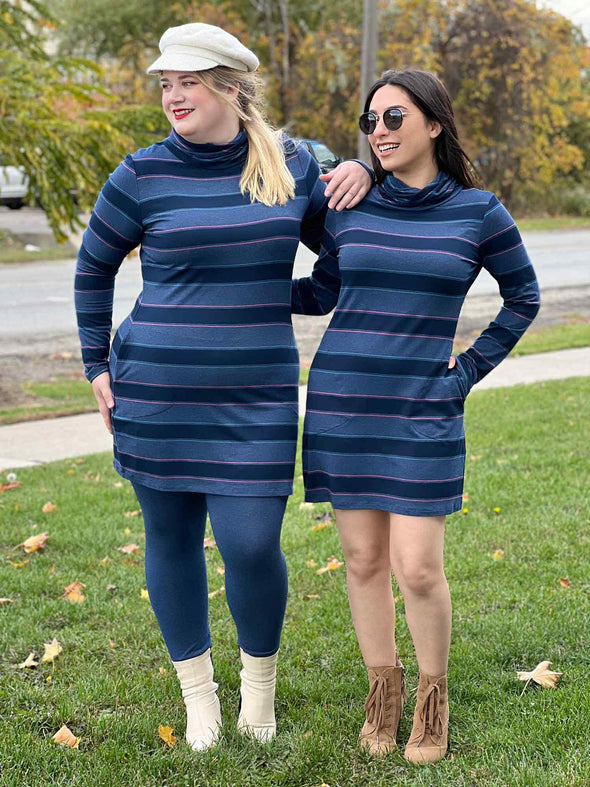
left=160, top=71, right=240, bottom=144
left=368, top=84, right=442, bottom=182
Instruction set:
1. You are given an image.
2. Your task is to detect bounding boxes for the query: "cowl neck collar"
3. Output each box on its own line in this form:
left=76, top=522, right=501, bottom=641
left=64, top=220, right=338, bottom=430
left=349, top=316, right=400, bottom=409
left=165, top=128, right=249, bottom=169
left=377, top=170, right=461, bottom=208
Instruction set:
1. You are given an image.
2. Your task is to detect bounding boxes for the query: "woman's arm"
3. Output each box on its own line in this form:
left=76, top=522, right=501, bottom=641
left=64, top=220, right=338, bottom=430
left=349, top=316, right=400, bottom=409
left=74, top=155, right=143, bottom=383
left=292, top=216, right=340, bottom=316
left=74, top=155, right=143, bottom=432
left=298, top=147, right=372, bottom=254
left=456, top=195, right=541, bottom=391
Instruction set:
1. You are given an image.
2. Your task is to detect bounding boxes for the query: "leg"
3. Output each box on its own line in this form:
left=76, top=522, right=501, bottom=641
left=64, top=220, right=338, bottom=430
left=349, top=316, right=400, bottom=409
left=206, top=494, right=289, bottom=740
left=335, top=508, right=407, bottom=755
left=388, top=514, right=450, bottom=676
left=131, top=482, right=221, bottom=750
left=388, top=514, right=450, bottom=763
left=132, top=482, right=210, bottom=660
left=206, top=494, right=288, bottom=657
left=335, top=508, right=395, bottom=666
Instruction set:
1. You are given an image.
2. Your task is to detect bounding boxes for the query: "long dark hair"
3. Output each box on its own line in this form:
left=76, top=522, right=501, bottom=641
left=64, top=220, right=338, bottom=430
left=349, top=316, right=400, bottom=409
left=364, top=69, right=479, bottom=188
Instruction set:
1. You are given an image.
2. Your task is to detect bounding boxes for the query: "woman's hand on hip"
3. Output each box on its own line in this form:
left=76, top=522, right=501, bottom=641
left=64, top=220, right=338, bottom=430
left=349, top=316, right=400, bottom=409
left=91, top=371, right=114, bottom=434
left=320, top=161, right=372, bottom=211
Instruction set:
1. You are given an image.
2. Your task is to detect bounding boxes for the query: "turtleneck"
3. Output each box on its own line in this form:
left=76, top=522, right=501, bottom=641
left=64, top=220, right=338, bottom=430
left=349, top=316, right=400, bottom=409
left=377, top=170, right=462, bottom=209
left=164, top=128, right=249, bottom=170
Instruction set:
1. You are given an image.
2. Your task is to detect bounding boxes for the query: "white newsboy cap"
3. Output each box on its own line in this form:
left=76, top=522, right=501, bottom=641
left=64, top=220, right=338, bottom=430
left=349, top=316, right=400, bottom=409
left=146, top=23, right=259, bottom=74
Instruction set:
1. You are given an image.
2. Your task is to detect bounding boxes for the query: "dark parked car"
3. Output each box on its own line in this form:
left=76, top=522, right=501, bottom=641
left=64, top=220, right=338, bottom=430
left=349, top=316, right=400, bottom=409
left=295, top=139, right=342, bottom=173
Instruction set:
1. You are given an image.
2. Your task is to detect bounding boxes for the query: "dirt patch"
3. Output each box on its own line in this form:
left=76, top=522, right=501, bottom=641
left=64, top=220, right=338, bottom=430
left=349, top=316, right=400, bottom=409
left=1, top=285, right=589, bottom=408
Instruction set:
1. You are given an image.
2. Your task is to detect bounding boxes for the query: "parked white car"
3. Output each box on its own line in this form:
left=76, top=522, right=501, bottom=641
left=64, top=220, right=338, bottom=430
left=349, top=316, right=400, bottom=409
left=0, top=157, right=28, bottom=209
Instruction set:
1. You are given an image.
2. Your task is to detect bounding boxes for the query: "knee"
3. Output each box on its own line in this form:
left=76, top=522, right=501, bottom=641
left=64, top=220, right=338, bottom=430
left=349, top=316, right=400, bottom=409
left=344, top=545, right=390, bottom=585
left=224, top=537, right=283, bottom=575
left=394, top=561, right=445, bottom=598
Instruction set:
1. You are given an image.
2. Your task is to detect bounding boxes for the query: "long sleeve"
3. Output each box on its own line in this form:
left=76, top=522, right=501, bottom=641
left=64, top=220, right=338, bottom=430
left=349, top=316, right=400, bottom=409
left=457, top=194, right=540, bottom=390
left=291, top=214, right=341, bottom=315
left=298, top=144, right=329, bottom=254
left=74, top=155, right=143, bottom=382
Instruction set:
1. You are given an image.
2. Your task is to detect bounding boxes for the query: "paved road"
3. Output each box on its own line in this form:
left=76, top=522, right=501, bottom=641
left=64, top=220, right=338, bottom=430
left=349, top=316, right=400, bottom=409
left=1, top=219, right=589, bottom=341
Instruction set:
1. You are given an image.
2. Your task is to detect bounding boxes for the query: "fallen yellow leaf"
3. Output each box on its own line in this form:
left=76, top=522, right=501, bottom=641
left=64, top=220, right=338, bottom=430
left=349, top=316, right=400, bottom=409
left=123, top=527, right=132, bottom=536
left=62, top=581, right=85, bottom=603
left=117, top=543, right=141, bottom=554
left=62, top=579, right=86, bottom=604
left=42, top=502, right=56, bottom=514
left=311, top=520, right=332, bottom=532
left=493, top=507, right=501, bottom=515
left=52, top=724, right=80, bottom=749
left=316, top=556, right=344, bottom=575
left=18, top=652, right=38, bottom=669
left=10, top=560, right=29, bottom=568
left=462, top=507, right=469, bottom=515
left=492, top=549, right=505, bottom=561
left=517, top=660, right=562, bottom=694
left=216, top=566, right=225, bottom=575
left=141, top=589, right=150, bottom=601
left=306, top=560, right=317, bottom=568
left=124, top=510, right=141, bottom=518
left=304, top=594, right=320, bottom=601
left=158, top=725, right=176, bottom=747
left=462, top=493, right=470, bottom=502
left=208, top=586, right=225, bottom=599
left=559, top=577, right=570, bottom=588
left=100, top=556, right=110, bottom=566
left=19, top=532, right=49, bottom=553
left=113, top=482, right=123, bottom=488
left=159, top=666, right=167, bottom=675
left=41, top=638, right=63, bottom=664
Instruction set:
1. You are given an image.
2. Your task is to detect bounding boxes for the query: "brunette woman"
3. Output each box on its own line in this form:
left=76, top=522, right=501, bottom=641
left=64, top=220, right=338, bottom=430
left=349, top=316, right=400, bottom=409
left=292, top=69, right=540, bottom=763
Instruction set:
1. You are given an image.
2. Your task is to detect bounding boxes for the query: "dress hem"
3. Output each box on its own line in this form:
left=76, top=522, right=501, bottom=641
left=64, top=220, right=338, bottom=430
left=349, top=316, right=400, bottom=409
left=304, top=489, right=462, bottom=517
left=114, top=460, right=294, bottom=497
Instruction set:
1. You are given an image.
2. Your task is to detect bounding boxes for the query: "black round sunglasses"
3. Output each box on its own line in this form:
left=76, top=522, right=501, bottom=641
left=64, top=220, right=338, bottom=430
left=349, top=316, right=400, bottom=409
left=358, top=107, right=409, bottom=136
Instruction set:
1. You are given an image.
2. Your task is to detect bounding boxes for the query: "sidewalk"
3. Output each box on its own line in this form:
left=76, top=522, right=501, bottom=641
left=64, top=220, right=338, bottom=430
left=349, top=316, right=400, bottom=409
left=1, top=346, right=588, bottom=471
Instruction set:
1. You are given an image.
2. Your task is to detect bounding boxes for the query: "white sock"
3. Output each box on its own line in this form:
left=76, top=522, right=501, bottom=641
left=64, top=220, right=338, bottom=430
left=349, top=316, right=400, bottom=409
left=172, top=648, right=221, bottom=751
left=237, top=648, right=278, bottom=741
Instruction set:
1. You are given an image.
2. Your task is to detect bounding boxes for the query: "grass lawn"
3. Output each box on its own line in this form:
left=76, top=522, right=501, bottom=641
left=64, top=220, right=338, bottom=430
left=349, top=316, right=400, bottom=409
left=1, top=377, right=589, bottom=785
left=515, top=216, right=590, bottom=231
left=452, top=319, right=590, bottom=359
left=0, top=379, right=96, bottom=426
left=0, top=247, right=75, bottom=265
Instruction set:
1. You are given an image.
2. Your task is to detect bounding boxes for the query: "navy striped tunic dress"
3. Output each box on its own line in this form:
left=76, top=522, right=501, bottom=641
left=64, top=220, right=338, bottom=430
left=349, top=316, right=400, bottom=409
left=292, top=171, right=540, bottom=516
left=75, top=130, right=327, bottom=495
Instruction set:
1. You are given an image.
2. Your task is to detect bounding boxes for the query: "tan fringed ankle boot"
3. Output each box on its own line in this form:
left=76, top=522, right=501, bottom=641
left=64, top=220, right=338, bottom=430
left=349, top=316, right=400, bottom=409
left=359, top=656, right=408, bottom=756
left=404, top=672, right=449, bottom=764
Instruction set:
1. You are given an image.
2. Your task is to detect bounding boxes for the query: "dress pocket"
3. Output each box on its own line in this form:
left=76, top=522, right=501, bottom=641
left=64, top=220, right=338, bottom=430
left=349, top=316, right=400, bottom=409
left=110, top=316, right=174, bottom=420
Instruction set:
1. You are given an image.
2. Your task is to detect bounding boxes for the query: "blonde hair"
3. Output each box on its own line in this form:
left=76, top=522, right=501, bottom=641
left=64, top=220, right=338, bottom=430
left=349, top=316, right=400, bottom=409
left=195, top=67, right=295, bottom=206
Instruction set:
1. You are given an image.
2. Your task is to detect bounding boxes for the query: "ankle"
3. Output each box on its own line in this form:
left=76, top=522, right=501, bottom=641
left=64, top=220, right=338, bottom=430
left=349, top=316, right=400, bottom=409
left=172, top=648, right=222, bottom=751
left=237, top=648, right=278, bottom=741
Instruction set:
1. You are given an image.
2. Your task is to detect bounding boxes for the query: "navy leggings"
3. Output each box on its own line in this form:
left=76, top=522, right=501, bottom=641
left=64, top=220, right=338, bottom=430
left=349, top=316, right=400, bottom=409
left=132, top=482, right=288, bottom=661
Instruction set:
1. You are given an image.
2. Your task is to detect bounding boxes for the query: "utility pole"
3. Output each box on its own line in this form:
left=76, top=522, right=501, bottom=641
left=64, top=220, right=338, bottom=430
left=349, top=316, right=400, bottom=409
left=358, top=0, right=379, bottom=162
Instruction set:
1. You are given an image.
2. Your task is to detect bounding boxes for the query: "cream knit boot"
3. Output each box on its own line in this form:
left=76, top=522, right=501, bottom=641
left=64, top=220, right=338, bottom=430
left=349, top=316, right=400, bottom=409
left=237, top=648, right=278, bottom=741
left=172, top=648, right=222, bottom=751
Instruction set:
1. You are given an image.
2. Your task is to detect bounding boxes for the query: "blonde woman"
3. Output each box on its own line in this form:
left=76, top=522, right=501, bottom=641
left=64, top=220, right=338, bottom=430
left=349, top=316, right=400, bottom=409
left=74, top=23, right=371, bottom=751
